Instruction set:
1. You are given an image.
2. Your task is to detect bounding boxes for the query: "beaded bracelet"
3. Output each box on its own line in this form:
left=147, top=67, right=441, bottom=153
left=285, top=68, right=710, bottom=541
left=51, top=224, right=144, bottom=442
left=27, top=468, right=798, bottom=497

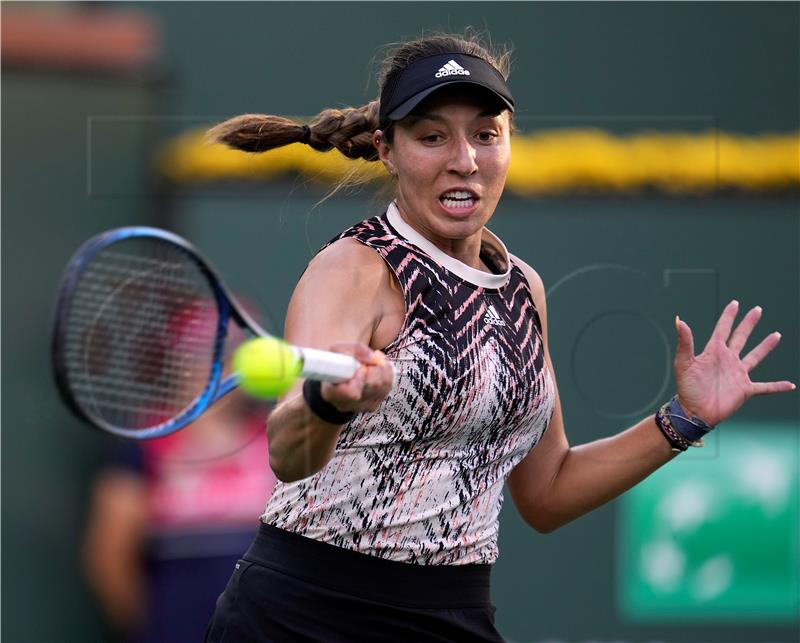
left=655, top=395, right=713, bottom=452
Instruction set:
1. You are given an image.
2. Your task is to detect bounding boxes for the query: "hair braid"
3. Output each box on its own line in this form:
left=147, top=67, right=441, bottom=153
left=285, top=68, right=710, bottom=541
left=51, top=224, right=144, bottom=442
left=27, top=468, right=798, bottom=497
left=207, top=101, right=379, bottom=161
left=207, top=30, right=510, bottom=166
left=306, top=101, right=379, bottom=160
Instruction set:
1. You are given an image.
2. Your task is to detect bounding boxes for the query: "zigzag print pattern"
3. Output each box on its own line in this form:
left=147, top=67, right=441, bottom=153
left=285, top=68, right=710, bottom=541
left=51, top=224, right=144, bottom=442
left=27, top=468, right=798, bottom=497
left=262, top=215, right=555, bottom=565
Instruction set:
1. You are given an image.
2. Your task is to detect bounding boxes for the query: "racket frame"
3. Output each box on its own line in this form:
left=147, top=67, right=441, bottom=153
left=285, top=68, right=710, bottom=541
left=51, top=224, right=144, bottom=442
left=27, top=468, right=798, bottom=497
left=51, top=226, right=268, bottom=439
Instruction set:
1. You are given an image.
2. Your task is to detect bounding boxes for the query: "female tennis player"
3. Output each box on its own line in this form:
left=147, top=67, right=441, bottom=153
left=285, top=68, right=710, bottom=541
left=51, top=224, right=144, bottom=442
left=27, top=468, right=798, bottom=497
left=204, top=32, right=794, bottom=642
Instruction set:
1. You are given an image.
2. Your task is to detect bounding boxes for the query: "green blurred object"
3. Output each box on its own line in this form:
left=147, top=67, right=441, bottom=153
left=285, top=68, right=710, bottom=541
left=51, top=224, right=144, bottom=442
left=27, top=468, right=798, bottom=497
left=618, top=422, right=799, bottom=621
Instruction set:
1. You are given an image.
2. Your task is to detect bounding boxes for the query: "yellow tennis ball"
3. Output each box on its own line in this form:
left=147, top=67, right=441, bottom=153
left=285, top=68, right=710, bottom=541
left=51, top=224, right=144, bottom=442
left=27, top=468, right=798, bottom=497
left=233, top=337, right=301, bottom=399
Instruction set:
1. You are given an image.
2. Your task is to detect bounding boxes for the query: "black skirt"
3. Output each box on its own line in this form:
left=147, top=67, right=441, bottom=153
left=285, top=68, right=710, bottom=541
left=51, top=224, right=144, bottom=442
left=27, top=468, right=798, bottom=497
left=205, top=523, right=505, bottom=642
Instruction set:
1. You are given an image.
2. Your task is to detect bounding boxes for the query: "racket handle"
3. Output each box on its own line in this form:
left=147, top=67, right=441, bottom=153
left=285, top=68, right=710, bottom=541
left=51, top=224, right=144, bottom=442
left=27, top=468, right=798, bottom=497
left=296, top=346, right=360, bottom=382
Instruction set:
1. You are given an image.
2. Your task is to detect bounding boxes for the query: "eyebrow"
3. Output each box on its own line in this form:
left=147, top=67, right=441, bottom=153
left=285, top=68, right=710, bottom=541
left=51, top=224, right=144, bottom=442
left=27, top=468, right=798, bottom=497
left=405, top=108, right=503, bottom=125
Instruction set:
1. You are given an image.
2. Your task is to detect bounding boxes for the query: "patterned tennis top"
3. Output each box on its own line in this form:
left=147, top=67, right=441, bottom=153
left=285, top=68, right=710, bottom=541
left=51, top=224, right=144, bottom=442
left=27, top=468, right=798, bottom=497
left=261, top=202, right=556, bottom=565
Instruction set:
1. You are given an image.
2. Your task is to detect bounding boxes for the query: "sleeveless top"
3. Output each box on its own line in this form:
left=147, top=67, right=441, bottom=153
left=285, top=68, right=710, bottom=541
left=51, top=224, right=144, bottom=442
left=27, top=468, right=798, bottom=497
left=261, top=202, right=556, bottom=565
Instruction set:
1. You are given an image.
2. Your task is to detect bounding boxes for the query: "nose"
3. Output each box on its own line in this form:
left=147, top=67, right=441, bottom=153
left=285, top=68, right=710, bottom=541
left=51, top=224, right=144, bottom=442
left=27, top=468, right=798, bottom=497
left=446, top=135, right=478, bottom=176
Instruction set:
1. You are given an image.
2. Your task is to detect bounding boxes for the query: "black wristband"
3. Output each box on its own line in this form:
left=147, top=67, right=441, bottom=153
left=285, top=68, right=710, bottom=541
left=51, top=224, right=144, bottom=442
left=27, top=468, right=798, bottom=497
left=302, top=379, right=355, bottom=425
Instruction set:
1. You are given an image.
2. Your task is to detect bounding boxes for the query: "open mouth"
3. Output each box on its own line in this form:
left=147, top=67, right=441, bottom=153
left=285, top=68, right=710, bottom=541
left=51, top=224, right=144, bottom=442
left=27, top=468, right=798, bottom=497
left=439, top=190, right=478, bottom=209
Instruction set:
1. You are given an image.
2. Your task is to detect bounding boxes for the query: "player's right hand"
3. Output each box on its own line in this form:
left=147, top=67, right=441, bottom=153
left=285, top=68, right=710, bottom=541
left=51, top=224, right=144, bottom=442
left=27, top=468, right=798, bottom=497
left=320, top=342, right=394, bottom=413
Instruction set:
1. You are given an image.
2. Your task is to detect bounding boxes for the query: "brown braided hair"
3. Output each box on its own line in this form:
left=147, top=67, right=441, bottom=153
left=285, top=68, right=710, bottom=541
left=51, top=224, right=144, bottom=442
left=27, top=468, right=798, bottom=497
left=207, top=30, right=511, bottom=162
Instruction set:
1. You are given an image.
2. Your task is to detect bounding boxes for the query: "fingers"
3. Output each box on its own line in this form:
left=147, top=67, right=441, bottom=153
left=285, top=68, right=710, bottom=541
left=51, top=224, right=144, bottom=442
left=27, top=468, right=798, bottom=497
left=321, top=364, right=367, bottom=406
left=360, top=354, right=395, bottom=411
left=328, top=343, right=394, bottom=398
left=741, top=331, right=782, bottom=372
left=328, top=341, right=377, bottom=365
left=674, top=315, right=695, bottom=366
left=751, top=380, right=797, bottom=396
left=323, top=343, right=394, bottom=412
left=742, top=330, right=796, bottom=395
left=728, top=305, right=762, bottom=355
left=367, top=350, right=388, bottom=367
left=708, top=299, right=739, bottom=345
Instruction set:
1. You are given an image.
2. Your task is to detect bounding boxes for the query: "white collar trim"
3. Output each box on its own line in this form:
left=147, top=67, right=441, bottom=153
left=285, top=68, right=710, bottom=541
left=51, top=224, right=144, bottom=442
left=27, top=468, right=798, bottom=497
left=386, top=202, right=511, bottom=289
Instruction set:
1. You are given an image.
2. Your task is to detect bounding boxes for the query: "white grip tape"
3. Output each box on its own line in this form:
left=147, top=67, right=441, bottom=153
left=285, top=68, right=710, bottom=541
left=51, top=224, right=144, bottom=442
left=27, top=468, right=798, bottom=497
left=298, top=346, right=360, bottom=382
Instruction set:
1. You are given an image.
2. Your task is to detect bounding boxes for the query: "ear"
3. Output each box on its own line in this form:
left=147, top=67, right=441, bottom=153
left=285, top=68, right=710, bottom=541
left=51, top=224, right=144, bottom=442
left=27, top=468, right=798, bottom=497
left=373, top=130, right=395, bottom=176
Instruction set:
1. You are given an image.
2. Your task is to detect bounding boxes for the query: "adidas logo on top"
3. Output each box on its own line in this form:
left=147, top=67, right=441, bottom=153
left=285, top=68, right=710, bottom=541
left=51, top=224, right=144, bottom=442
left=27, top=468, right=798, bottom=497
left=483, top=304, right=506, bottom=326
left=435, top=59, right=471, bottom=78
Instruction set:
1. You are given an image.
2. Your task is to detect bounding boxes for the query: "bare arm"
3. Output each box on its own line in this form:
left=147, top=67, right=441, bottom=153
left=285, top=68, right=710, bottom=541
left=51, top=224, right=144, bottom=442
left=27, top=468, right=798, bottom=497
left=267, top=239, right=401, bottom=482
left=83, top=469, right=148, bottom=633
left=507, top=258, right=677, bottom=534
left=508, top=257, right=793, bottom=533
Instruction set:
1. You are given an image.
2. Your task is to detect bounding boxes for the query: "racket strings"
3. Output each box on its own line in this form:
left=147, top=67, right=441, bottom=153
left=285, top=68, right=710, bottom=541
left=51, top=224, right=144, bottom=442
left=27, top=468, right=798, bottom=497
left=63, top=238, right=220, bottom=432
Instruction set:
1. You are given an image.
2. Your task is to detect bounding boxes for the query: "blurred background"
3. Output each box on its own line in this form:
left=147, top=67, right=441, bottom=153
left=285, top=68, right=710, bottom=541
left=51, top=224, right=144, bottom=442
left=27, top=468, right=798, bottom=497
left=2, top=2, right=798, bottom=642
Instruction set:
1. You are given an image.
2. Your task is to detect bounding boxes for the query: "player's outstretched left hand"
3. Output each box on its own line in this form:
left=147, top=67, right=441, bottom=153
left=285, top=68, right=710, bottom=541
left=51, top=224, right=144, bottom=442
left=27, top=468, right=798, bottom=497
left=673, top=300, right=795, bottom=426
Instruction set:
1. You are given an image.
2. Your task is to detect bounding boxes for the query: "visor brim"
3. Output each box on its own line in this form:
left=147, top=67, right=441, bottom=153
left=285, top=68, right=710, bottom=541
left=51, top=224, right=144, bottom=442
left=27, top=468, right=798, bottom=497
left=385, top=80, right=515, bottom=122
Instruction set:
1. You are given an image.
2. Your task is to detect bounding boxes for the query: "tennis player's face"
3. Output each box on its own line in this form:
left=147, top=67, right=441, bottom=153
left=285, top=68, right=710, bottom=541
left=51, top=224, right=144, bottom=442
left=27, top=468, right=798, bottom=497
left=378, top=88, right=512, bottom=252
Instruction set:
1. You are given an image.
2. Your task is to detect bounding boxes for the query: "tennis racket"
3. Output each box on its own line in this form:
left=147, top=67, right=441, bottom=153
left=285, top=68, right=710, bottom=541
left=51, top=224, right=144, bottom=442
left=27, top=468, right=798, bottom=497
left=51, top=226, right=360, bottom=439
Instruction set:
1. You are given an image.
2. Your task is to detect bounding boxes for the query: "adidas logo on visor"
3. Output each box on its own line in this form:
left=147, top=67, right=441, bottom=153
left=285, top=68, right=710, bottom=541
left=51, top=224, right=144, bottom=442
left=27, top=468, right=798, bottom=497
left=435, top=59, right=471, bottom=78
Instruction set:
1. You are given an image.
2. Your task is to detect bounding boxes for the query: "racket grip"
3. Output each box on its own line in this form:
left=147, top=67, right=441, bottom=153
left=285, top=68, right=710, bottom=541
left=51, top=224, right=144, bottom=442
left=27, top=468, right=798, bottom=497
left=297, top=346, right=360, bottom=382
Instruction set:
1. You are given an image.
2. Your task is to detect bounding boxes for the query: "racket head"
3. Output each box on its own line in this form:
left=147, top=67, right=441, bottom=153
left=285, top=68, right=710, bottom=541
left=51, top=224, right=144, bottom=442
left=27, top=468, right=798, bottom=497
left=51, top=227, right=260, bottom=439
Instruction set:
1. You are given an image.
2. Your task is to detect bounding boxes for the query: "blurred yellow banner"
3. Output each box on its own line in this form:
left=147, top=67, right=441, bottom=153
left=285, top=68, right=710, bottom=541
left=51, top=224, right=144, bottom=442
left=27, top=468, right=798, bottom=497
left=157, top=128, right=800, bottom=195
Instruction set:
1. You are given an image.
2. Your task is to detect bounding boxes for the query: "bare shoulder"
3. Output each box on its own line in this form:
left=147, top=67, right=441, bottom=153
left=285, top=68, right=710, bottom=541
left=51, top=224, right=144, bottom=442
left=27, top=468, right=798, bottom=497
left=286, top=237, right=403, bottom=350
left=307, top=235, right=387, bottom=273
left=297, top=236, right=396, bottom=300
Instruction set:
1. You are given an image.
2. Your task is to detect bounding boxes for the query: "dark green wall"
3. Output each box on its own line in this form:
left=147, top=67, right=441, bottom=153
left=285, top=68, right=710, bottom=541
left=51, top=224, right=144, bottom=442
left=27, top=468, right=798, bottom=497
left=2, top=2, right=798, bottom=641
left=1, top=73, right=162, bottom=642
left=147, top=1, right=799, bottom=134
